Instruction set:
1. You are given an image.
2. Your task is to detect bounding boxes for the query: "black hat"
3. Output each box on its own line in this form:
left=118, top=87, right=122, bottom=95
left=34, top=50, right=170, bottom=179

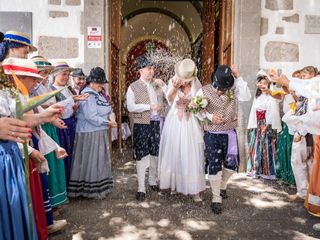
left=71, top=68, right=85, bottom=78
left=211, top=65, right=234, bottom=91
left=135, top=55, right=153, bottom=71
left=86, top=67, right=108, bottom=84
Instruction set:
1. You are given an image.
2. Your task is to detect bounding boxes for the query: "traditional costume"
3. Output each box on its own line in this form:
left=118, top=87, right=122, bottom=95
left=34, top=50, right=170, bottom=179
left=247, top=71, right=282, bottom=179
left=68, top=67, right=113, bottom=198
left=126, top=56, right=167, bottom=201
left=31, top=56, right=68, bottom=210
left=49, top=61, right=76, bottom=184
left=282, top=94, right=313, bottom=199
left=285, top=76, right=320, bottom=216
left=197, top=65, right=251, bottom=214
left=276, top=94, right=295, bottom=185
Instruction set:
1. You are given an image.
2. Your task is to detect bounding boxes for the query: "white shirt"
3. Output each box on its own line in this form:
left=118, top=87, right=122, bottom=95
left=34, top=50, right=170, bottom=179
left=196, top=76, right=251, bottom=121
left=126, top=78, right=167, bottom=113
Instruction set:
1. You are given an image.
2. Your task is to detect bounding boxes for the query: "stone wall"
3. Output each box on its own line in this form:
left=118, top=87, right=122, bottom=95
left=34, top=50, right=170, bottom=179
left=0, top=0, right=84, bottom=67
left=234, top=0, right=261, bottom=171
left=260, top=0, right=320, bottom=75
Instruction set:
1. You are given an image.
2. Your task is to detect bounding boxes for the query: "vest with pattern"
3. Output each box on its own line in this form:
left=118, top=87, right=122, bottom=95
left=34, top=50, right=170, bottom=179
left=130, top=79, right=166, bottom=124
left=202, top=84, right=238, bottom=132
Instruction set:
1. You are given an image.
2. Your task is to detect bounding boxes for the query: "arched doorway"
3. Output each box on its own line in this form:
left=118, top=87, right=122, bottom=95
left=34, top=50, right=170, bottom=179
left=108, top=0, right=235, bottom=149
left=125, top=39, right=171, bottom=90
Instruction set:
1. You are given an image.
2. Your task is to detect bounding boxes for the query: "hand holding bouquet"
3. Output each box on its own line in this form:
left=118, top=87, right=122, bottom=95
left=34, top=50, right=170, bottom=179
left=186, top=96, right=209, bottom=123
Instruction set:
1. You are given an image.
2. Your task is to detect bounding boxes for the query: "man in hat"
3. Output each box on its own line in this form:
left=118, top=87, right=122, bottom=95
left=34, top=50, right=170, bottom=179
left=70, top=68, right=86, bottom=94
left=126, top=55, right=167, bottom=201
left=196, top=64, right=251, bottom=214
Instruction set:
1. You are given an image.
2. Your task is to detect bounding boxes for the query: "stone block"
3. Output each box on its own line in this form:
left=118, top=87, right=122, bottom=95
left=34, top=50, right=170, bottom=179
left=264, top=41, right=299, bottom=62
left=265, top=0, right=293, bottom=11
left=38, top=36, right=79, bottom=58
left=261, top=17, right=268, bottom=36
left=305, top=15, right=320, bottom=34
left=275, top=27, right=284, bottom=34
left=65, top=0, right=81, bottom=6
left=49, top=11, right=69, bottom=18
left=282, top=13, right=299, bottom=23
left=48, top=0, right=61, bottom=5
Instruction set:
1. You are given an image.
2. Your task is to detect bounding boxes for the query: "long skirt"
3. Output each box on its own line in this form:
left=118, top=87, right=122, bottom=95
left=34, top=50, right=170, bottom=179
left=276, top=123, right=295, bottom=184
left=0, top=140, right=37, bottom=240
left=305, top=136, right=320, bottom=217
left=68, top=130, right=113, bottom=198
left=31, top=135, right=54, bottom=226
left=247, top=120, right=277, bottom=179
left=29, top=160, right=48, bottom=240
left=42, top=123, right=67, bottom=208
left=56, top=116, right=76, bottom=184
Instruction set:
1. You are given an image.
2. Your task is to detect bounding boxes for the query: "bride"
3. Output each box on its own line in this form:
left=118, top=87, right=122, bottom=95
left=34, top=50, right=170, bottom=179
left=158, top=58, right=205, bottom=200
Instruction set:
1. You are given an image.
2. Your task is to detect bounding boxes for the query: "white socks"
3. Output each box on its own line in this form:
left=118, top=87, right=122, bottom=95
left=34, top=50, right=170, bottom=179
left=220, top=168, right=235, bottom=190
left=136, top=155, right=158, bottom=193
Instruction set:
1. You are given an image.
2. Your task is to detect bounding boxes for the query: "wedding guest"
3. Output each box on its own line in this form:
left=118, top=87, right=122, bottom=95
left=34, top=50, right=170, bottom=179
left=276, top=70, right=296, bottom=185
left=0, top=30, right=37, bottom=62
left=271, top=68, right=320, bottom=222
left=196, top=65, right=251, bottom=214
left=158, top=58, right=205, bottom=201
left=0, top=57, right=64, bottom=239
left=70, top=68, right=86, bottom=94
left=282, top=66, right=318, bottom=202
left=31, top=56, right=68, bottom=233
left=126, top=55, right=167, bottom=201
left=247, top=70, right=282, bottom=179
left=68, top=67, right=116, bottom=199
left=49, top=61, right=88, bottom=184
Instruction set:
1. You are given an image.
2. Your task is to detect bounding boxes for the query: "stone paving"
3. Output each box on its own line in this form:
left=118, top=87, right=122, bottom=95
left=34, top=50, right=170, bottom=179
left=50, top=148, right=320, bottom=240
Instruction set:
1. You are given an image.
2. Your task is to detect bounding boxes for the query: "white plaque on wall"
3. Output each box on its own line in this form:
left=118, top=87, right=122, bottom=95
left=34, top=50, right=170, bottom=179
left=87, top=26, right=102, bottom=48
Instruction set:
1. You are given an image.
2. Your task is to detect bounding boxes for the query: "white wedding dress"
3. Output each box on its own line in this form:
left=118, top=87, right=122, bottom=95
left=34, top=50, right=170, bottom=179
left=158, top=78, right=206, bottom=195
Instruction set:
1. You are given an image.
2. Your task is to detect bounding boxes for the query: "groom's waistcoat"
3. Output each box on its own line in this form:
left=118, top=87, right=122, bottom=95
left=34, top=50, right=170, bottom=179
left=202, top=84, right=238, bottom=132
left=130, top=79, right=165, bottom=124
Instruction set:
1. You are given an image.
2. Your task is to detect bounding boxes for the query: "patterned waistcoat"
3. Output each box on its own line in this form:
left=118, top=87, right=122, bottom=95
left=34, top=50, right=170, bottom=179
left=130, top=79, right=166, bottom=124
left=202, top=84, right=238, bottom=132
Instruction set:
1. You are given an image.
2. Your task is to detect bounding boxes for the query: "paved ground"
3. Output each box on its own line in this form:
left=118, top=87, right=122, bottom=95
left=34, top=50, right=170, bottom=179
left=50, top=146, right=320, bottom=240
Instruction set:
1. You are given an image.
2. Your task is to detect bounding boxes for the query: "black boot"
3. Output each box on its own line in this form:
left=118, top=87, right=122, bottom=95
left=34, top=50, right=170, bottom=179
left=150, top=185, right=160, bottom=192
left=211, top=202, right=222, bottom=215
left=220, top=189, right=228, bottom=199
left=136, top=192, right=146, bottom=201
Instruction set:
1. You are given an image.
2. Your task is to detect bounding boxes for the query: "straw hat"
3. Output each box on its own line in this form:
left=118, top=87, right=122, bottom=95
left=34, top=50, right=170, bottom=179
left=175, top=58, right=197, bottom=82
left=3, top=31, right=37, bottom=52
left=2, top=57, right=43, bottom=79
left=51, top=61, right=74, bottom=76
left=31, top=56, right=54, bottom=71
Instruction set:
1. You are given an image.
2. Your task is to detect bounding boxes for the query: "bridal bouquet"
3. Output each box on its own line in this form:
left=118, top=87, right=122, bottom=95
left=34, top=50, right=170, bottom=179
left=186, top=96, right=208, bottom=114
left=186, top=96, right=209, bottom=123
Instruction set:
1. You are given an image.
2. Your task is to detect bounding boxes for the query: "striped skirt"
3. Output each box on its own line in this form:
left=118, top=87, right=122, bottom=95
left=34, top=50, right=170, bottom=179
left=247, top=119, right=277, bottom=179
left=68, top=130, right=113, bottom=198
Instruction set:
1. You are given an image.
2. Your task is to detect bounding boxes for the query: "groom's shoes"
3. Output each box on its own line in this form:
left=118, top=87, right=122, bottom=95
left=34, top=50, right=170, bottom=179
left=220, top=190, right=228, bottom=199
left=211, top=202, right=222, bottom=215
left=150, top=185, right=160, bottom=192
left=136, top=192, right=146, bottom=201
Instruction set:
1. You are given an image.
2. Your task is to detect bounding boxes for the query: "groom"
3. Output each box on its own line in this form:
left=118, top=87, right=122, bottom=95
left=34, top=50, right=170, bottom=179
left=197, top=65, right=251, bottom=214
left=126, top=55, right=167, bottom=201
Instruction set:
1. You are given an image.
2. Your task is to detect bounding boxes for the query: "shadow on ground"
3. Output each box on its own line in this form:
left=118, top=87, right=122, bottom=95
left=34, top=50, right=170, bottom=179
left=50, top=144, right=320, bottom=240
